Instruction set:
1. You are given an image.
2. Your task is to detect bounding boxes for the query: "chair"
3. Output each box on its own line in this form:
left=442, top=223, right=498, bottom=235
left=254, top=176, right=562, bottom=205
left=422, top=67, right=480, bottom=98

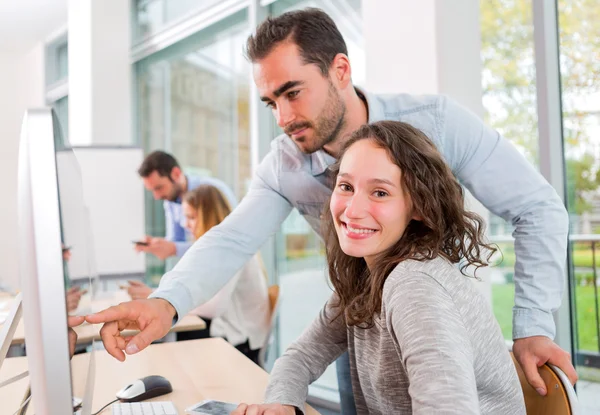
left=510, top=352, right=580, bottom=415
left=258, top=285, right=280, bottom=368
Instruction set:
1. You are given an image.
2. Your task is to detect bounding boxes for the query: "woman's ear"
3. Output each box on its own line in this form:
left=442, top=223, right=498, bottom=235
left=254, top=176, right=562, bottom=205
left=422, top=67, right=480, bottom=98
left=411, top=207, right=423, bottom=222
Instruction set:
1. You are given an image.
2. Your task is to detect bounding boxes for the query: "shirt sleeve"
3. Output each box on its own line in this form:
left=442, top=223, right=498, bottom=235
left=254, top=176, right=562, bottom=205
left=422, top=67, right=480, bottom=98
left=264, top=294, right=348, bottom=413
left=440, top=96, right=568, bottom=340
left=149, top=149, right=293, bottom=321
left=164, top=202, right=192, bottom=257
left=384, top=271, right=480, bottom=414
left=187, top=271, right=241, bottom=319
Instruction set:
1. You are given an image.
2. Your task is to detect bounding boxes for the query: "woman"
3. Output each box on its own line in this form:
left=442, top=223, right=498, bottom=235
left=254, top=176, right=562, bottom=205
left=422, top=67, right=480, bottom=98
left=234, top=121, right=525, bottom=414
left=126, top=184, right=270, bottom=364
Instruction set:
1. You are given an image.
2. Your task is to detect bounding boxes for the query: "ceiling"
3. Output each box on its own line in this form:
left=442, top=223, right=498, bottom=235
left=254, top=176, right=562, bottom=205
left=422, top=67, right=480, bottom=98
left=0, top=0, right=67, bottom=55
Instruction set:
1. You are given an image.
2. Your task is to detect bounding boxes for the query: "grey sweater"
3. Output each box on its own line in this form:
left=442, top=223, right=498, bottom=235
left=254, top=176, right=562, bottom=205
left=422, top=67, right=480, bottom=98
left=265, top=257, right=526, bottom=414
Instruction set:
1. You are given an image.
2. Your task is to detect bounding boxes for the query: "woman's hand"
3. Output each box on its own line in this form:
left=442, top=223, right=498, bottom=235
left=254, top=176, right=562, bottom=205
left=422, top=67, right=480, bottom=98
left=124, top=280, right=154, bottom=300
left=230, top=403, right=297, bottom=415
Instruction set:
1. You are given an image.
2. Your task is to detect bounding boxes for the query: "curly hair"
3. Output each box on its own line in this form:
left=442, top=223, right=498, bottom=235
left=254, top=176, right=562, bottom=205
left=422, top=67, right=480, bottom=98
left=322, top=121, right=497, bottom=328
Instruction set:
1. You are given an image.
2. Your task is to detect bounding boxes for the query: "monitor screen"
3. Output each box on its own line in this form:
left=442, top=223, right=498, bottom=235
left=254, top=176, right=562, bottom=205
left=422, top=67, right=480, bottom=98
left=16, top=108, right=96, bottom=415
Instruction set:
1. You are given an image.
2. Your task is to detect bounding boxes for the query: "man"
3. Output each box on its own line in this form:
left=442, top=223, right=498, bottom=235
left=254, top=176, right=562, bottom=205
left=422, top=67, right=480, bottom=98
left=135, top=151, right=236, bottom=260
left=88, top=8, right=577, bottom=413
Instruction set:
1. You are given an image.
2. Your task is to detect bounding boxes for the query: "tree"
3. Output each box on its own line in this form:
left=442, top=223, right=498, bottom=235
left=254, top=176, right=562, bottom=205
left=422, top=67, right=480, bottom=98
left=480, top=0, right=600, bottom=216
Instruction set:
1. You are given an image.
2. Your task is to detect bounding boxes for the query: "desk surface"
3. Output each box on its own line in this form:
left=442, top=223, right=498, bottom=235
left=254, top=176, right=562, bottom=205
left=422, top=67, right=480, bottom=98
left=1, top=290, right=206, bottom=345
left=0, top=338, right=320, bottom=415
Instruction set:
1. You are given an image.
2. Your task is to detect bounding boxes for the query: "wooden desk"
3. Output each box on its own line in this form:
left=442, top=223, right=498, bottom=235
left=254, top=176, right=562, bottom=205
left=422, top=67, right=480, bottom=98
left=0, top=338, right=320, bottom=415
left=1, top=290, right=206, bottom=345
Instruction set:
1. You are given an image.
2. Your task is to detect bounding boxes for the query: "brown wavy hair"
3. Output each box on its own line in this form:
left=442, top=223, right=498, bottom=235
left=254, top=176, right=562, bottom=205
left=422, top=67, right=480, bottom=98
left=323, top=121, right=497, bottom=328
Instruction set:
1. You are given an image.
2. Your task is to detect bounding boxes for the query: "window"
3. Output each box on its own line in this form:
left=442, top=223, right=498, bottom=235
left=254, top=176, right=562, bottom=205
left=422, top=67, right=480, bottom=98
left=45, top=33, right=69, bottom=143
left=134, top=0, right=225, bottom=41
left=480, top=0, right=539, bottom=341
left=136, top=11, right=250, bottom=282
left=558, top=0, right=600, bottom=382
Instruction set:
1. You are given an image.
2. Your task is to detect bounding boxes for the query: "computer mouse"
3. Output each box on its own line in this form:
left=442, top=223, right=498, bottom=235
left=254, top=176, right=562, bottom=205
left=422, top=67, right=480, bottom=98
left=116, top=375, right=173, bottom=403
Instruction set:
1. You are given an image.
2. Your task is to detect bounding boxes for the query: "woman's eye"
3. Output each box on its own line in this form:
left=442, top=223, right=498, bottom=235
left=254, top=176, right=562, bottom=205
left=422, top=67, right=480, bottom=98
left=339, top=183, right=352, bottom=192
left=374, top=191, right=388, bottom=198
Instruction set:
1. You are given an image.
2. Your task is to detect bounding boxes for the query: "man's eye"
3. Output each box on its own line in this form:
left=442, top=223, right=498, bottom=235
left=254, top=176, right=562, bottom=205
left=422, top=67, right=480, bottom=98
left=265, top=101, right=276, bottom=109
left=288, top=90, right=299, bottom=99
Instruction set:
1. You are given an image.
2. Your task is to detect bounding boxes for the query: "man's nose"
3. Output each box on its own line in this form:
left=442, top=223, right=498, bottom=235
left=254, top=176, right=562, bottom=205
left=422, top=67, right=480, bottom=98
left=276, top=101, right=295, bottom=129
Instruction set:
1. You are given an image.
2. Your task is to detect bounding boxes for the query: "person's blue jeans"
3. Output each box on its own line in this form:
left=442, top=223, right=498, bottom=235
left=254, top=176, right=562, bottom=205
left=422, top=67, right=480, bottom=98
left=336, top=352, right=357, bottom=415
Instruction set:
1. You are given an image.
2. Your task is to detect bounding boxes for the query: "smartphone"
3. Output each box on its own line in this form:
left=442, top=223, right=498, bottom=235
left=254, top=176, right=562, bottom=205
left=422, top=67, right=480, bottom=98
left=132, top=240, right=149, bottom=246
left=186, top=399, right=238, bottom=414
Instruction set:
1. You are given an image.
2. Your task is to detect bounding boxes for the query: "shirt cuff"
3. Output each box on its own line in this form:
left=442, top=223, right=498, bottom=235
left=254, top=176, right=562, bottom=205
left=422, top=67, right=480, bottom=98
left=513, top=307, right=556, bottom=340
left=174, top=241, right=192, bottom=257
left=148, top=280, right=194, bottom=325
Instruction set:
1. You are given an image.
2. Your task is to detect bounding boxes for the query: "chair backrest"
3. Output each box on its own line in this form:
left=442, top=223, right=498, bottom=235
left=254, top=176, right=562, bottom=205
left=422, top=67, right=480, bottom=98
left=510, top=352, right=580, bottom=415
left=258, top=285, right=280, bottom=368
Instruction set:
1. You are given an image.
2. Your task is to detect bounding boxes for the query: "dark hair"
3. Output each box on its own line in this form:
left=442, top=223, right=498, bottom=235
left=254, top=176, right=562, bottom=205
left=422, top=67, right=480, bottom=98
left=245, top=8, right=348, bottom=76
left=323, top=121, right=497, bottom=328
left=138, top=151, right=180, bottom=178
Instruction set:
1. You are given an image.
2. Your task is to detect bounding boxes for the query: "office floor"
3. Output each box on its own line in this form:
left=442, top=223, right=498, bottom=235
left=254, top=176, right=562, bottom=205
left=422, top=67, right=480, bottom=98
left=578, top=380, right=600, bottom=414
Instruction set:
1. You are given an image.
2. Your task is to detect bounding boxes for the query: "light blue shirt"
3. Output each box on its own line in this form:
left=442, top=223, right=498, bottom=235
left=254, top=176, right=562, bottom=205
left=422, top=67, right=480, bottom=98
left=151, top=89, right=568, bottom=341
left=164, top=174, right=237, bottom=257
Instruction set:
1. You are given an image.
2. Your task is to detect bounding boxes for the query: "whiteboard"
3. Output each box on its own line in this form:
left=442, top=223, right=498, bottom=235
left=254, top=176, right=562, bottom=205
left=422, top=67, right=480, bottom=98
left=56, top=147, right=145, bottom=279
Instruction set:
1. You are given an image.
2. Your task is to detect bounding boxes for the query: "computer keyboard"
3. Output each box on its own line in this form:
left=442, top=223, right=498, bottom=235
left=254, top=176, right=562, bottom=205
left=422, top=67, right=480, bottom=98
left=111, top=401, right=178, bottom=415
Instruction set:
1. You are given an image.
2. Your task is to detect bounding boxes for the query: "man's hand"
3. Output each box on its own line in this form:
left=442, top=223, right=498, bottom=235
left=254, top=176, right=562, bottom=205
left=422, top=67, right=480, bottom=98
left=68, top=315, right=85, bottom=358
left=231, top=403, right=297, bottom=415
left=84, top=299, right=177, bottom=361
left=124, top=280, right=153, bottom=300
left=135, top=236, right=176, bottom=260
left=513, top=335, right=578, bottom=395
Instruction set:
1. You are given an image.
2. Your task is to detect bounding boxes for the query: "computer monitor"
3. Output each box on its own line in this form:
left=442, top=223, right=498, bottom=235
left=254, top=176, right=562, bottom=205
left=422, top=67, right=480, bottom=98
left=0, top=293, right=22, bottom=373
left=17, top=108, right=95, bottom=415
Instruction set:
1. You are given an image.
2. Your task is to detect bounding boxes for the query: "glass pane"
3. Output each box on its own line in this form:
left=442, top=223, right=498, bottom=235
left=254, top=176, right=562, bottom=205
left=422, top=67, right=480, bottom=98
left=52, top=96, right=69, bottom=148
left=136, top=13, right=250, bottom=283
left=135, top=0, right=223, bottom=41
left=57, top=42, right=69, bottom=80
left=46, top=40, right=69, bottom=85
left=558, top=0, right=600, bottom=404
left=480, top=0, right=538, bottom=341
left=269, top=0, right=364, bottom=399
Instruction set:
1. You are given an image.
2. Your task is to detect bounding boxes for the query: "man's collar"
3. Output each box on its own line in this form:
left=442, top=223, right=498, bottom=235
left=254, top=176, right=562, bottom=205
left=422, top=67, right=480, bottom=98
left=310, top=150, right=336, bottom=176
left=357, top=87, right=385, bottom=123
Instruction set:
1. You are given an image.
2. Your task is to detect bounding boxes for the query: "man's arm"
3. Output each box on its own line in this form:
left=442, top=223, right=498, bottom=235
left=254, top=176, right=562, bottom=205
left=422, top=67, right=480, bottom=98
left=441, top=97, right=568, bottom=340
left=149, top=151, right=293, bottom=321
left=87, top=149, right=294, bottom=360
left=440, top=97, right=577, bottom=394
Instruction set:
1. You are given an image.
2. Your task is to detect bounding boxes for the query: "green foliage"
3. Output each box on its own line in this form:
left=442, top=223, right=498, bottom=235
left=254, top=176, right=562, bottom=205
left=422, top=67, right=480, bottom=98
left=480, top=0, right=600, bottom=214
left=492, top=283, right=600, bottom=352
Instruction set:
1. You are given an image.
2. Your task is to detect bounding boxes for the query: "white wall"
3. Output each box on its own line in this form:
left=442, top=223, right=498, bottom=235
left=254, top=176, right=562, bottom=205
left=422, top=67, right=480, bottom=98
left=0, top=54, right=20, bottom=290
left=69, top=0, right=132, bottom=146
left=363, top=0, right=492, bottom=302
left=0, top=45, right=45, bottom=290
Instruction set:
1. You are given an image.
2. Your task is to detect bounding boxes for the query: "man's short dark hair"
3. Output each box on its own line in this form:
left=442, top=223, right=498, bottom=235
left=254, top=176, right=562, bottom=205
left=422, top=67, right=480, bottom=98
left=245, top=8, right=348, bottom=76
left=138, top=151, right=180, bottom=178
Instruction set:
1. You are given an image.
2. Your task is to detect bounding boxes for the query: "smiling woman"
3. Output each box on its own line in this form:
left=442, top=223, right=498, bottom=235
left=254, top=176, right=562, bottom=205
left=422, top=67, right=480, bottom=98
left=237, top=120, right=527, bottom=414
